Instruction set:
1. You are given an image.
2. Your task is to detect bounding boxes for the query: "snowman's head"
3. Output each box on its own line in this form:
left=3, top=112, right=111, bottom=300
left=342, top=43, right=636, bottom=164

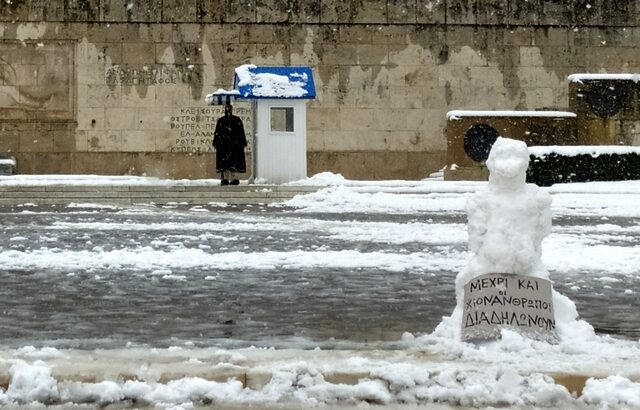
left=486, top=137, right=529, bottom=187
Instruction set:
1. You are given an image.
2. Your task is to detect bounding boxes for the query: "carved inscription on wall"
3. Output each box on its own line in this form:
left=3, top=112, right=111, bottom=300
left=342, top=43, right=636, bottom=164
left=461, top=273, right=557, bottom=343
left=105, top=64, right=203, bottom=86
left=0, top=41, right=75, bottom=121
left=170, top=104, right=253, bottom=153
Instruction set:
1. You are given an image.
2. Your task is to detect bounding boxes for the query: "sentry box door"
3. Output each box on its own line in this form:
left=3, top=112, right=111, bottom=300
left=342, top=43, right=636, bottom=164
left=255, top=100, right=307, bottom=184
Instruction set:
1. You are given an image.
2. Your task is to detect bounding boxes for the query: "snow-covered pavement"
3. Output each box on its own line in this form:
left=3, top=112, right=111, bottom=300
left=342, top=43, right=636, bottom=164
left=0, top=173, right=639, bottom=408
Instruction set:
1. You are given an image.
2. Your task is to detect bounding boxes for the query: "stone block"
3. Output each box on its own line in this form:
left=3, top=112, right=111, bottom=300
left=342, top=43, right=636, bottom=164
left=196, top=0, right=225, bottom=22
left=355, top=0, right=387, bottom=23
left=254, top=43, right=290, bottom=65
left=257, top=0, right=289, bottom=22
left=321, top=0, right=352, bottom=23
left=447, top=45, right=488, bottom=67
left=388, top=43, right=435, bottom=66
left=122, top=131, right=157, bottom=151
left=86, top=84, right=122, bottom=108
left=138, top=108, right=171, bottom=130
left=476, top=0, right=508, bottom=25
left=0, top=0, right=28, bottom=21
left=122, top=85, right=158, bottom=108
left=339, top=25, right=373, bottom=45
left=447, top=0, right=476, bottom=25
left=507, top=0, right=541, bottom=25
left=574, top=0, right=602, bottom=26
left=163, top=0, right=198, bottom=22
left=289, top=44, right=320, bottom=65
left=540, top=46, right=585, bottom=67
left=154, top=86, right=191, bottom=108
left=318, top=44, right=357, bottom=65
left=372, top=151, right=410, bottom=179
left=97, top=23, right=141, bottom=43
left=19, top=132, right=53, bottom=152
left=410, top=150, right=446, bottom=179
left=101, top=0, right=128, bottom=21
left=338, top=108, right=375, bottom=131
left=356, top=44, right=388, bottom=65
left=123, top=43, right=156, bottom=65
left=154, top=131, right=179, bottom=152
left=78, top=107, right=105, bottom=130
left=130, top=2, right=163, bottom=22
left=590, top=27, right=636, bottom=47
left=519, top=46, right=543, bottom=67
left=362, top=131, right=392, bottom=150
left=371, top=25, right=408, bottom=46
left=522, top=87, right=555, bottom=109
left=220, top=43, right=258, bottom=65
left=138, top=24, right=173, bottom=43
left=603, top=0, right=638, bottom=26
left=65, top=0, right=100, bottom=22
left=389, top=86, right=425, bottom=109
left=224, top=0, right=256, bottom=23
left=239, top=24, right=290, bottom=44
left=308, top=107, right=340, bottom=131
left=533, top=27, right=569, bottom=47
left=53, top=130, right=76, bottom=152
left=306, top=129, right=325, bottom=150
left=13, top=65, right=39, bottom=86
left=539, top=0, right=573, bottom=26
left=204, top=23, right=241, bottom=43
left=75, top=131, right=89, bottom=151
left=105, top=107, right=138, bottom=130
left=172, top=24, right=206, bottom=43
left=87, top=130, right=123, bottom=151
left=79, top=42, right=123, bottom=65
left=417, top=0, right=446, bottom=24
left=504, top=28, right=534, bottom=46
left=387, top=0, right=416, bottom=24
left=289, top=0, right=321, bottom=23
left=0, top=131, right=20, bottom=153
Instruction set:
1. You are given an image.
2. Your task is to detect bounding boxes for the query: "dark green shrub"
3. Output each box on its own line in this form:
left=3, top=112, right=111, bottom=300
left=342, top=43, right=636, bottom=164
left=526, top=151, right=640, bottom=186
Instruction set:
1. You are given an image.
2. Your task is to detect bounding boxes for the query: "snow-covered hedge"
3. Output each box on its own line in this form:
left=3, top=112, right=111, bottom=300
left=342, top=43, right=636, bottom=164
left=526, top=146, right=640, bottom=186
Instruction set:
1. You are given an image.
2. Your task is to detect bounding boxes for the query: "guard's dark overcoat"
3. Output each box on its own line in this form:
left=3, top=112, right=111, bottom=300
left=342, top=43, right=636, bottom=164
left=213, top=114, right=247, bottom=173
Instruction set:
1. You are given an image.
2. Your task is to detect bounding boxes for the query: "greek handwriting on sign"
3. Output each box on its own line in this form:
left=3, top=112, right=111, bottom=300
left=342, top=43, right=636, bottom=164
left=461, top=273, right=557, bottom=343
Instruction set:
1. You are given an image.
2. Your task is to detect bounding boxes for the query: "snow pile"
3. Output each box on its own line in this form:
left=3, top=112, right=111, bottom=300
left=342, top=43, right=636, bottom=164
left=582, top=376, right=640, bottom=407
left=447, top=110, right=576, bottom=120
left=0, top=359, right=574, bottom=407
left=529, top=145, right=640, bottom=157
left=436, top=137, right=594, bottom=341
left=284, top=171, right=348, bottom=186
left=8, top=361, right=59, bottom=403
left=285, top=185, right=469, bottom=214
left=235, top=64, right=309, bottom=98
left=6, top=355, right=640, bottom=408
left=568, top=73, right=640, bottom=83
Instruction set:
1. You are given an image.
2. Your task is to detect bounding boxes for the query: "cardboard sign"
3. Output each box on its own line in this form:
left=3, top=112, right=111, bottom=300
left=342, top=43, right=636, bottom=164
left=461, top=273, right=557, bottom=343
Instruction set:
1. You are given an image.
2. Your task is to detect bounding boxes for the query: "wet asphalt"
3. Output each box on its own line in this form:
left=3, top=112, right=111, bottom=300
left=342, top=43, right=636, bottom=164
left=0, top=203, right=638, bottom=349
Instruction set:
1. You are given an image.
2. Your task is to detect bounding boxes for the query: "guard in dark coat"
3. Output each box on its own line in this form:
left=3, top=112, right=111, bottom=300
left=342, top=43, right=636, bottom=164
left=213, top=103, right=247, bottom=185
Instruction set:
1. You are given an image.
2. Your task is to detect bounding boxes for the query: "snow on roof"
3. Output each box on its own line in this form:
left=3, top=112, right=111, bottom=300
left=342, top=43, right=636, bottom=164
left=568, top=73, right=640, bottom=83
left=446, top=110, right=576, bottom=120
left=529, top=145, right=640, bottom=157
left=204, top=89, right=241, bottom=105
left=233, top=65, right=316, bottom=99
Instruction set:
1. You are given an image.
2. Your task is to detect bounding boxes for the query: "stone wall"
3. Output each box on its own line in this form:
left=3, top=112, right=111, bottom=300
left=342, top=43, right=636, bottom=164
left=1, top=1, right=640, bottom=180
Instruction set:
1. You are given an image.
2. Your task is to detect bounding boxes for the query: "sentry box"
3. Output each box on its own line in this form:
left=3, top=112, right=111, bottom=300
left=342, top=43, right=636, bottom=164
left=205, top=65, right=317, bottom=184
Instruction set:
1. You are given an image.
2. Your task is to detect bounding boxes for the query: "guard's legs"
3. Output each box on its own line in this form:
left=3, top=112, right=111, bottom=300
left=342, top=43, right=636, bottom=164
left=229, top=171, right=239, bottom=185
left=220, top=171, right=230, bottom=185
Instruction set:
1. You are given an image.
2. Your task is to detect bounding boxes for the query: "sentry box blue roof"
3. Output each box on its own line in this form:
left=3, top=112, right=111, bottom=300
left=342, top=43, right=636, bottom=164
left=205, top=65, right=316, bottom=105
left=234, top=65, right=316, bottom=99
